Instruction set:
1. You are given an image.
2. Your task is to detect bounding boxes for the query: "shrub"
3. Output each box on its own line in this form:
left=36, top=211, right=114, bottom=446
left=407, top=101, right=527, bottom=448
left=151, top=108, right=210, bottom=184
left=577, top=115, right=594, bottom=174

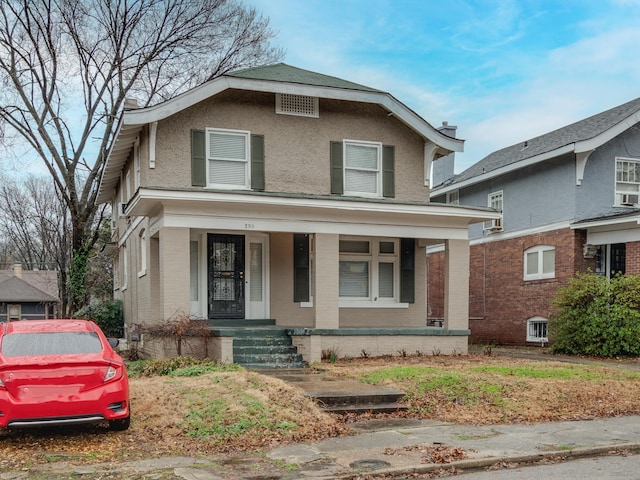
left=75, top=299, right=124, bottom=338
left=549, top=272, right=640, bottom=357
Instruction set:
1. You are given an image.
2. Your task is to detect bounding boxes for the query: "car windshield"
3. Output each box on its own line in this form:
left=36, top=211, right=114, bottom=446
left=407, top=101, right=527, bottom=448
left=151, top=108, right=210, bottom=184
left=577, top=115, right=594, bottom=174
left=1, top=332, right=103, bottom=357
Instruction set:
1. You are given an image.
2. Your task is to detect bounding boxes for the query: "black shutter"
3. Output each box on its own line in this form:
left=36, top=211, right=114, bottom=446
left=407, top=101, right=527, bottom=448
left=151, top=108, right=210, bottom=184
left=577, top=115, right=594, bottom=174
left=293, top=234, right=310, bottom=302
left=330, top=141, right=344, bottom=194
left=251, top=134, right=265, bottom=191
left=400, top=238, right=415, bottom=303
left=382, top=145, right=395, bottom=198
left=191, top=129, right=206, bottom=187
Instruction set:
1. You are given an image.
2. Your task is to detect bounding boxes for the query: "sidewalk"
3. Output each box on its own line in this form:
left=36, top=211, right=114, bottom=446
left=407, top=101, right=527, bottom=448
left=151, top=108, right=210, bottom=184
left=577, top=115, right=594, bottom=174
left=27, top=415, right=640, bottom=479
left=266, top=415, right=640, bottom=479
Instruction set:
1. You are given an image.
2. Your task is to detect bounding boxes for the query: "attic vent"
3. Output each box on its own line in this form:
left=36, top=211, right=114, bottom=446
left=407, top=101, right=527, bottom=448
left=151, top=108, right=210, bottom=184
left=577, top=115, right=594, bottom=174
left=276, top=93, right=318, bottom=118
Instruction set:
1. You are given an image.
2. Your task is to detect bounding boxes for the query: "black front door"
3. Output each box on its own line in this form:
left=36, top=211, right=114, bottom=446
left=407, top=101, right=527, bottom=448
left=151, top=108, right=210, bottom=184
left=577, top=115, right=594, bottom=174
left=611, top=243, right=626, bottom=276
left=208, top=234, right=245, bottom=319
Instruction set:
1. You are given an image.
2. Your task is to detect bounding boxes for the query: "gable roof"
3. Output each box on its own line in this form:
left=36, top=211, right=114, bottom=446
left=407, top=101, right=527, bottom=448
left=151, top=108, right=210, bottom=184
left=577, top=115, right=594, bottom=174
left=98, top=63, right=464, bottom=204
left=0, top=276, right=58, bottom=303
left=228, top=63, right=381, bottom=92
left=434, top=96, right=640, bottom=194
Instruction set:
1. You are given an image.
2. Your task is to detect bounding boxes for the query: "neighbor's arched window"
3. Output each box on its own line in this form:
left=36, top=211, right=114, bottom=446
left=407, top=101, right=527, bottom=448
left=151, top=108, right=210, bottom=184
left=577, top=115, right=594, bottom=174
left=524, top=245, right=555, bottom=281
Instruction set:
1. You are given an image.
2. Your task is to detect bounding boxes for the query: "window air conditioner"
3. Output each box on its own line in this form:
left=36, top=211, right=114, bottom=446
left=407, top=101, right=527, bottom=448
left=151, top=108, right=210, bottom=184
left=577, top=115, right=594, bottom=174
left=484, top=217, right=503, bottom=232
left=621, top=194, right=639, bottom=206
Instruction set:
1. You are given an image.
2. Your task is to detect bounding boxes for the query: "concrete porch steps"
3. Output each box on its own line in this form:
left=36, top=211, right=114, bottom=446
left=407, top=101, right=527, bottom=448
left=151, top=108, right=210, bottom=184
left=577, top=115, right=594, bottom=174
left=261, top=369, right=408, bottom=414
left=230, top=328, right=306, bottom=369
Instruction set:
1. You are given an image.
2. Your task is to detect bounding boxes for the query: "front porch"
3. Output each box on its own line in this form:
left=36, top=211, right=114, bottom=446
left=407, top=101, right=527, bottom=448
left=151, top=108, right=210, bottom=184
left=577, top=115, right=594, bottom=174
left=206, top=318, right=469, bottom=366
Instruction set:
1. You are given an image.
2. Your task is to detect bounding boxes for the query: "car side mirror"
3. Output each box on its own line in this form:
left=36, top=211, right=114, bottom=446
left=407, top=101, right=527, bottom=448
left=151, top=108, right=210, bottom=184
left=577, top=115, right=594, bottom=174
left=108, top=338, right=120, bottom=348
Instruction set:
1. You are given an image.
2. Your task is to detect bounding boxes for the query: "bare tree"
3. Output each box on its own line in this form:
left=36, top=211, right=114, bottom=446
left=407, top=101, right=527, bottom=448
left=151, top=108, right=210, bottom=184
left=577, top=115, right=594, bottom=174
left=0, top=0, right=283, bottom=312
left=0, top=175, right=79, bottom=307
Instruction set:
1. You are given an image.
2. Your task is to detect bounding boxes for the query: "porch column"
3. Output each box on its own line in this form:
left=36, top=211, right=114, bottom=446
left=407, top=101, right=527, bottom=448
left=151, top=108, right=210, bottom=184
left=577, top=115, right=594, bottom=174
left=159, top=227, right=191, bottom=320
left=443, top=238, right=470, bottom=331
left=314, top=233, right=339, bottom=329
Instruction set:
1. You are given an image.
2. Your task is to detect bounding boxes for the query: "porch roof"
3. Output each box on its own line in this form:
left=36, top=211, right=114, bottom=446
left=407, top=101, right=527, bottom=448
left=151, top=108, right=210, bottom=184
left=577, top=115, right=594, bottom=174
left=125, top=188, right=499, bottom=242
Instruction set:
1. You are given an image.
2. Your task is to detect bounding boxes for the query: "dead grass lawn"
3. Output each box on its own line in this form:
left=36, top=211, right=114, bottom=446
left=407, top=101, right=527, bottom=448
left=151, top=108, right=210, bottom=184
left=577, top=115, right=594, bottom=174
left=1, top=353, right=639, bottom=472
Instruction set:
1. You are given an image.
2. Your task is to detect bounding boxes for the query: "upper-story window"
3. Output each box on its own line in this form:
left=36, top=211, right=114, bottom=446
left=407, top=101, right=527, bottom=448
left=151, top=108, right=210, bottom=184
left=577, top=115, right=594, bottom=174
left=484, top=190, right=503, bottom=232
left=207, top=128, right=250, bottom=189
left=524, top=245, right=555, bottom=280
left=446, top=190, right=459, bottom=205
left=615, top=157, right=640, bottom=206
left=344, top=140, right=382, bottom=197
left=330, top=140, right=394, bottom=198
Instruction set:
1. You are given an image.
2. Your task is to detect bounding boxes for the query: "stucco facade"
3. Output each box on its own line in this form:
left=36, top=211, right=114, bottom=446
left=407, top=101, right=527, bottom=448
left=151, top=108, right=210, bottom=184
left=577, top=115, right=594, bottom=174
left=99, top=64, right=497, bottom=363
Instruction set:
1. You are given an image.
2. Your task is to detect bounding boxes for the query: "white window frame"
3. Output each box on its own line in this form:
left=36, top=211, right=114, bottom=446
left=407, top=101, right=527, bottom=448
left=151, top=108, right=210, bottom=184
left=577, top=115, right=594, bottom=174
left=446, top=190, right=459, bottom=205
left=527, top=316, right=548, bottom=343
left=338, top=237, right=403, bottom=308
left=524, top=245, right=555, bottom=281
left=137, top=229, right=147, bottom=278
left=343, top=140, right=382, bottom=198
left=484, top=190, right=503, bottom=231
left=206, top=128, right=250, bottom=190
left=615, top=156, right=640, bottom=207
left=121, top=244, right=128, bottom=291
left=7, top=304, right=21, bottom=321
left=125, top=170, right=131, bottom=202
left=134, top=137, right=140, bottom=190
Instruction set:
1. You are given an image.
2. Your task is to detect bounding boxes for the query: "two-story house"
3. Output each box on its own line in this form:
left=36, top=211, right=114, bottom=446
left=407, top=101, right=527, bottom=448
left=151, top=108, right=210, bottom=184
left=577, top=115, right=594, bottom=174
left=430, top=97, right=640, bottom=346
left=97, top=63, right=498, bottom=364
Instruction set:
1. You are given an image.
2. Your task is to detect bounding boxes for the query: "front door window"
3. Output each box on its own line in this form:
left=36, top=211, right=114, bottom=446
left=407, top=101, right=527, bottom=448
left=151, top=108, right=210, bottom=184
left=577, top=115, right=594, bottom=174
left=208, top=234, right=245, bottom=319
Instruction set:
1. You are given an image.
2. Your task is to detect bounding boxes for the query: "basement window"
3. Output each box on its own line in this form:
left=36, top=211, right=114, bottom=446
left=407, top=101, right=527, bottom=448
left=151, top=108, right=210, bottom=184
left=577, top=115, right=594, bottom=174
left=527, top=317, right=548, bottom=343
left=276, top=93, right=319, bottom=118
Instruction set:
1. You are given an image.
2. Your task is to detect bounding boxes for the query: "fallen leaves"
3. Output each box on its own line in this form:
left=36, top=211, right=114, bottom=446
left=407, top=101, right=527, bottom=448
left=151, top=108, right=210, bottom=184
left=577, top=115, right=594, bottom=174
left=384, top=443, right=469, bottom=464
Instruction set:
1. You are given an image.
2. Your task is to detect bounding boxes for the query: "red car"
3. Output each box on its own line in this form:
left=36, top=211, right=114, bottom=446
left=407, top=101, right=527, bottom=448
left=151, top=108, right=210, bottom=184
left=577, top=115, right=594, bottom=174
left=0, top=319, right=130, bottom=430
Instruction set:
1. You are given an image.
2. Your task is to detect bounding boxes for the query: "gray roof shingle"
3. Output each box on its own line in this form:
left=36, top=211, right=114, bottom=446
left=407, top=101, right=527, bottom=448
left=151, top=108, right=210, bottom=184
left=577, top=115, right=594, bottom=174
left=445, top=96, right=640, bottom=187
left=227, top=63, right=381, bottom=93
left=0, top=276, right=58, bottom=302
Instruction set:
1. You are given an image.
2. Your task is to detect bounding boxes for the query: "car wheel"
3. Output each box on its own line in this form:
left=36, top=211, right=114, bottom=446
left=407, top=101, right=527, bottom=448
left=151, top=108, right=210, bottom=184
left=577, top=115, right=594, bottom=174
left=108, top=415, right=130, bottom=431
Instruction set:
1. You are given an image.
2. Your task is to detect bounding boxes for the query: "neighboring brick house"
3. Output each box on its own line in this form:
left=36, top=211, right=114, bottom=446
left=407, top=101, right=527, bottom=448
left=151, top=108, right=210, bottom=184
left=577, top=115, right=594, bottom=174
left=429, top=97, right=640, bottom=346
left=0, top=264, right=60, bottom=321
left=96, top=63, right=497, bottom=363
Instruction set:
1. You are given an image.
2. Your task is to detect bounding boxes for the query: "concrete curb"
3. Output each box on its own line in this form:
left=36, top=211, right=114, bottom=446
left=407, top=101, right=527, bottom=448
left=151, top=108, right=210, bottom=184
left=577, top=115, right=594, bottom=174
left=312, top=443, right=640, bottom=479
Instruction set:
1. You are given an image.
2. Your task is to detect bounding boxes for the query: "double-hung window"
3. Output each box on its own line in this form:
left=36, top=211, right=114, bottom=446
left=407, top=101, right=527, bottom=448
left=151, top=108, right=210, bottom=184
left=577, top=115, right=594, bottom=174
left=524, top=245, right=555, bottom=280
left=339, top=238, right=398, bottom=305
left=207, top=128, right=250, bottom=189
left=615, top=157, right=640, bottom=206
left=344, top=140, right=382, bottom=197
left=484, top=191, right=503, bottom=231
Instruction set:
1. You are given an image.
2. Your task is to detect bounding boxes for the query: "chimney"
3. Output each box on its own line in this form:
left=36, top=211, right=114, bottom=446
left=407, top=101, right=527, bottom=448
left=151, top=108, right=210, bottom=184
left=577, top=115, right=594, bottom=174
left=124, top=98, right=139, bottom=110
left=432, top=121, right=457, bottom=187
left=13, top=263, right=23, bottom=278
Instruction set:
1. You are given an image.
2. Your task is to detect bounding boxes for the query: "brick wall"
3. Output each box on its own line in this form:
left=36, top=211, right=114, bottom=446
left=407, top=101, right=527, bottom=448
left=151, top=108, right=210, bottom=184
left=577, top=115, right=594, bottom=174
left=627, top=241, right=640, bottom=275
left=426, top=228, right=596, bottom=346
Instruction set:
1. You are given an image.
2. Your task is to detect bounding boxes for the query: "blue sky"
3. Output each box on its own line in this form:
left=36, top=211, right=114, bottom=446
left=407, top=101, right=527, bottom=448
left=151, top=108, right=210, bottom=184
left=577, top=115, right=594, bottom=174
left=249, top=0, right=640, bottom=172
